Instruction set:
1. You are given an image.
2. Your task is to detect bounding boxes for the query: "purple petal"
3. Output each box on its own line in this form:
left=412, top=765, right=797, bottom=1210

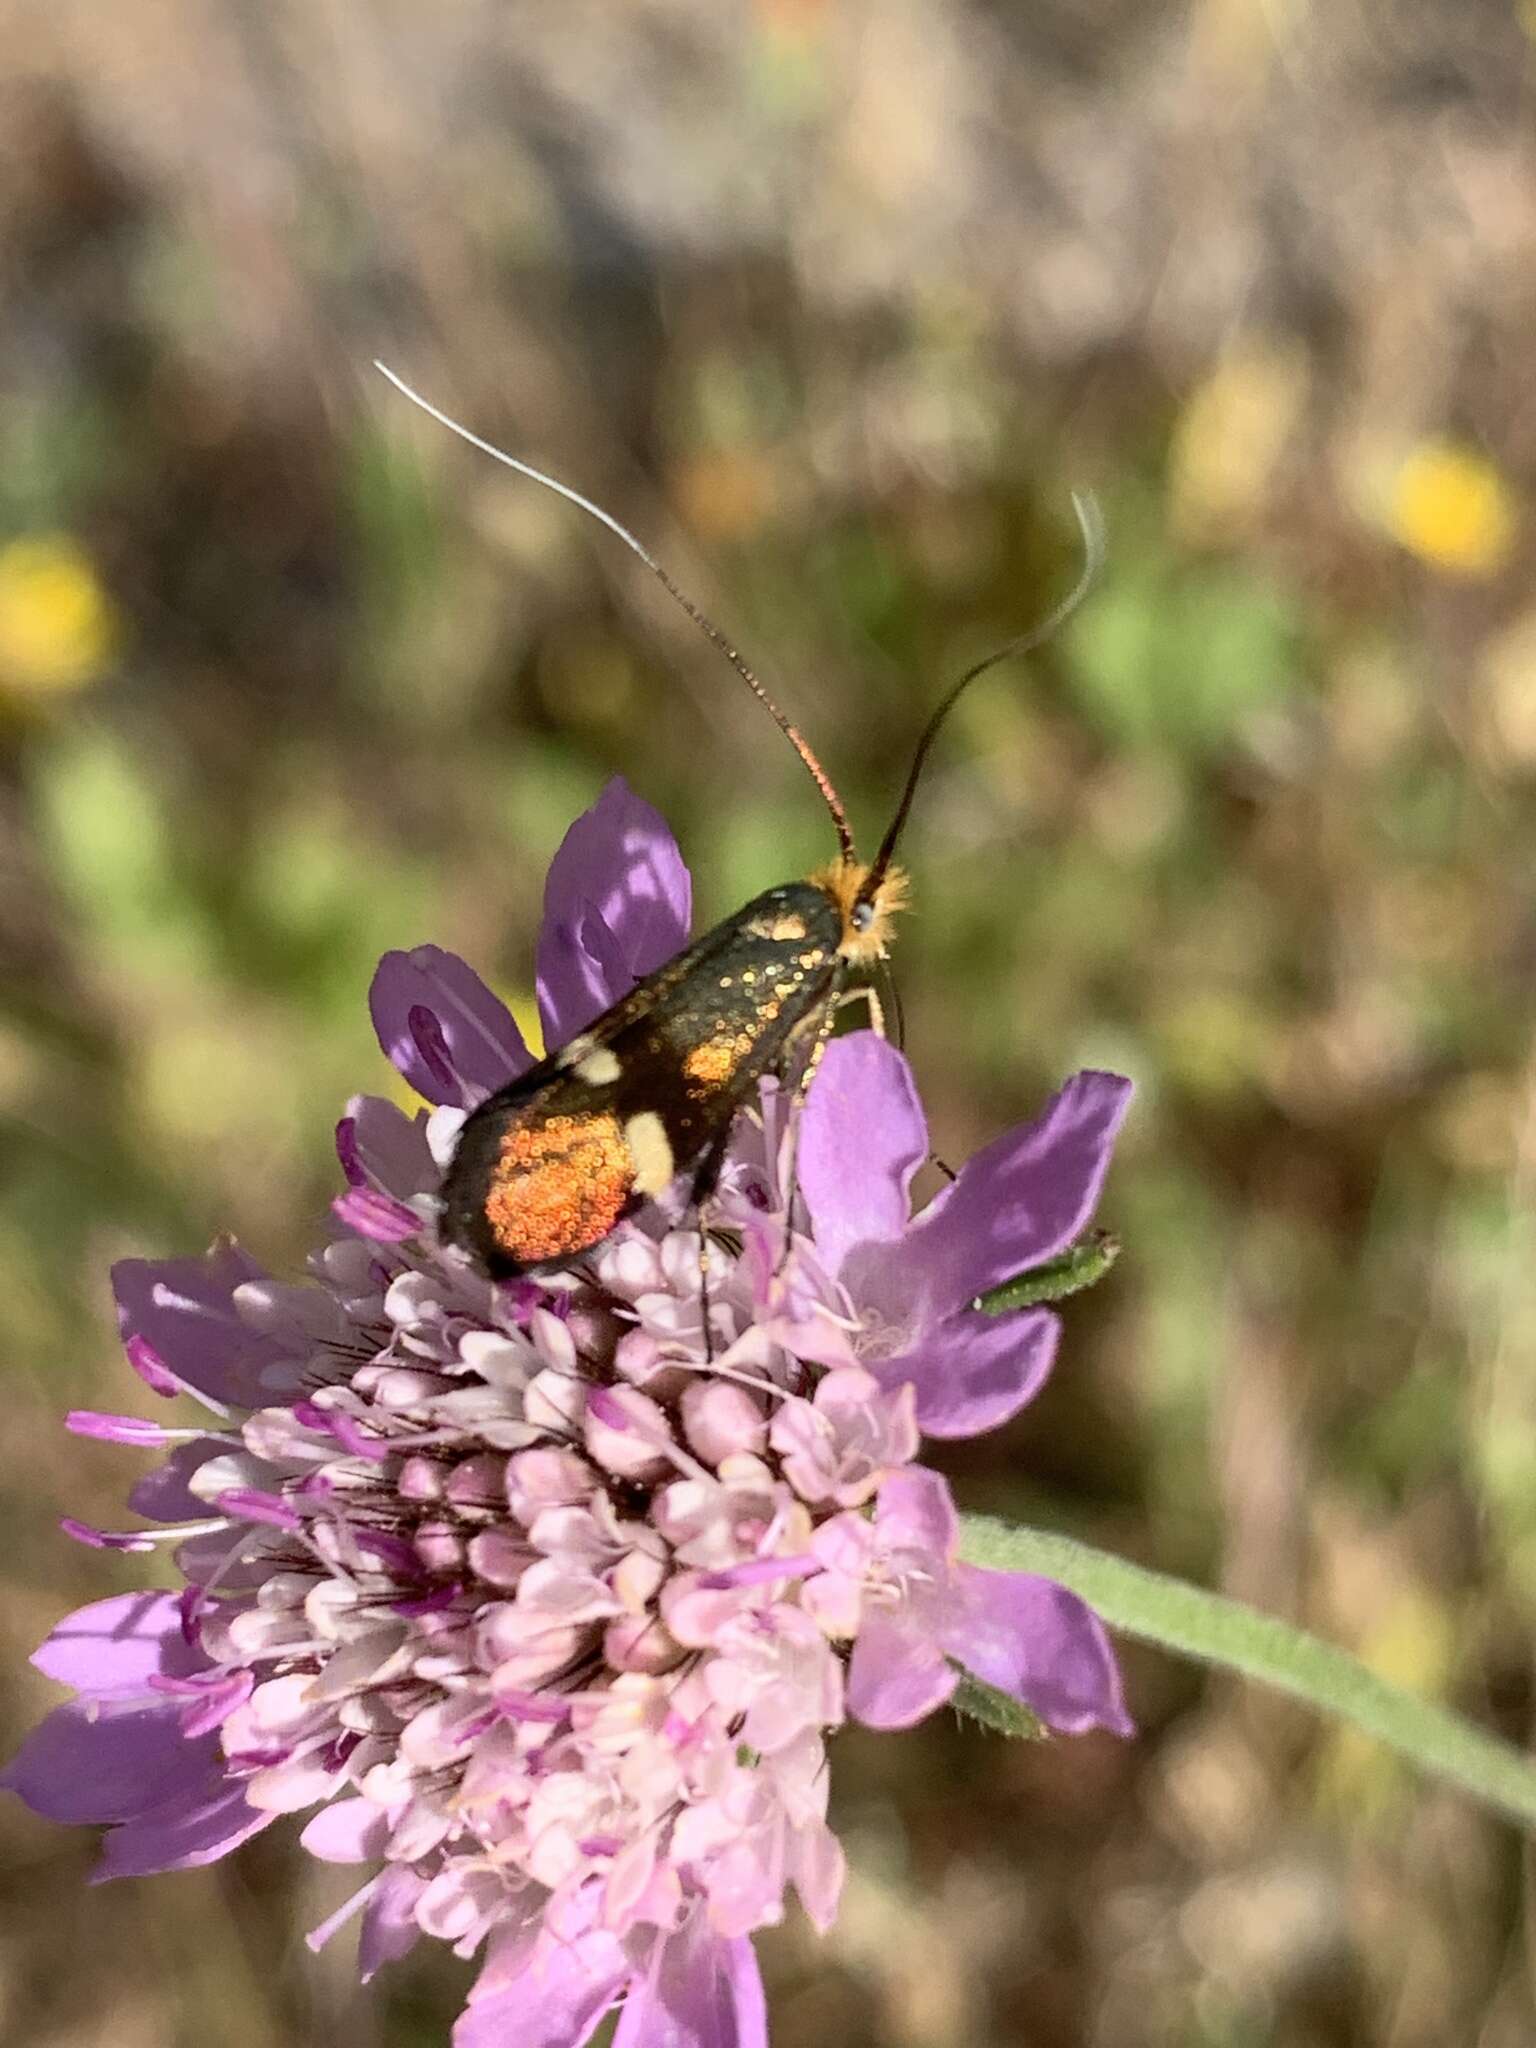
left=333, top=1187, right=422, bottom=1242
left=584, top=1384, right=632, bottom=1432
left=455, top=1926, right=628, bottom=2048
left=360, top=1865, right=426, bottom=1980
left=459, top=1904, right=546, bottom=2000
left=408, top=1004, right=459, bottom=1097
left=941, top=1565, right=1133, bottom=1737
left=60, top=1518, right=155, bottom=1552
left=615, top=1928, right=767, bottom=2048
left=30, top=1591, right=207, bottom=1697
left=699, top=1553, right=819, bottom=1592
left=300, top=1797, right=392, bottom=1863
left=574, top=904, right=633, bottom=1011
left=344, top=1094, right=438, bottom=1200
left=335, top=1114, right=366, bottom=1186
left=844, top=1469, right=967, bottom=1728
left=217, top=1487, right=303, bottom=1532
left=66, top=1411, right=172, bottom=1446
left=846, top=1610, right=957, bottom=1729
left=91, top=1777, right=274, bottom=1879
left=848, top=1071, right=1132, bottom=1328
left=536, top=778, right=691, bottom=1044
left=874, top=1307, right=1059, bottom=1439
left=165, top=1669, right=253, bottom=1739
left=2, top=1701, right=218, bottom=1823
left=124, top=1334, right=179, bottom=1397
left=113, top=1244, right=284, bottom=1407
left=369, top=945, right=530, bottom=1104
left=352, top=1527, right=422, bottom=1574
left=129, top=1439, right=225, bottom=1523
left=874, top=1465, right=959, bottom=1559
left=327, top=1412, right=391, bottom=1463
left=798, top=1035, right=927, bottom=1273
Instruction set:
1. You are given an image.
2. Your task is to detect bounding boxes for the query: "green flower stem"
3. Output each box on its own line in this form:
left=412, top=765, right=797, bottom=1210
left=959, top=1517, right=1536, bottom=1833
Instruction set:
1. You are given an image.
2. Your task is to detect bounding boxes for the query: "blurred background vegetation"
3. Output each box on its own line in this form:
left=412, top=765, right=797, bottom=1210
left=3, top=3, right=1536, bottom=2044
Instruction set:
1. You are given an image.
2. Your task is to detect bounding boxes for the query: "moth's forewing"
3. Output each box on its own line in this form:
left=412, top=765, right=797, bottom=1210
left=439, top=881, right=844, bottom=1274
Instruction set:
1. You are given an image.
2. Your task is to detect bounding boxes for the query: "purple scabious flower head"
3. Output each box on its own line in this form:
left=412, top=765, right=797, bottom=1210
left=5, top=777, right=1133, bottom=2048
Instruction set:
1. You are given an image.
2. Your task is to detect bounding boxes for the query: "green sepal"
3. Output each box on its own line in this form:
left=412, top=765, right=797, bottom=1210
left=947, top=1662, right=1048, bottom=1740
left=974, top=1230, right=1120, bottom=1315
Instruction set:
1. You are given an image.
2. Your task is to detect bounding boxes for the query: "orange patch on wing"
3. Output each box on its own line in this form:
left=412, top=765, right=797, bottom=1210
left=484, top=1112, right=634, bottom=1264
left=683, top=1034, right=752, bottom=1095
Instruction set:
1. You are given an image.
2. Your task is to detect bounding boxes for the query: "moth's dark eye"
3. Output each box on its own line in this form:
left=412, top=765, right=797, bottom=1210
left=850, top=901, right=875, bottom=932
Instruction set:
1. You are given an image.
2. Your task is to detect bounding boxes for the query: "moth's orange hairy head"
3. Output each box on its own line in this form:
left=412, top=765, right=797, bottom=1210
left=810, top=858, right=910, bottom=965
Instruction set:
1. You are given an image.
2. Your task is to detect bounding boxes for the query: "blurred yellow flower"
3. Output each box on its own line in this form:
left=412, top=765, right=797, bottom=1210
left=1315, top=1585, right=1455, bottom=1823
left=506, top=988, right=544, bottom=1059
left=1168, top=340, right=1308, bottom=540
left=0, top=534, right=119, bottom=698
left=757, top=0, right=830, bottom=38
left=1384, top=440, right=1517, bottom=578
left=673, top=448, right=776, bottom=543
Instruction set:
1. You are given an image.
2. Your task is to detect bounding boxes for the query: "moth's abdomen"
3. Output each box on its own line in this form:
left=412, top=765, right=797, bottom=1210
left=442, top=1085, right=683, bottom=1274
left=481, top=1110, right=636, bottom=1267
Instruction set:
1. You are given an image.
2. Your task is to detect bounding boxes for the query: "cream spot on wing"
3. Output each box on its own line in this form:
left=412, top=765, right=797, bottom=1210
left=624, top=1110, right=675, bottom=1195
left=744, top=911, right=808, bottom=941
left=575, top=1047, right=621, bottom=1086
left=554, top=1032, right=596, bottom=1071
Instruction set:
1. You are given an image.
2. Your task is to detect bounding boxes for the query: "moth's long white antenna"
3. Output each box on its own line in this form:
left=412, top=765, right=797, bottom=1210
left=375, top=361, right=670, bottom=577
left=372, top=361, right=856, bottom=859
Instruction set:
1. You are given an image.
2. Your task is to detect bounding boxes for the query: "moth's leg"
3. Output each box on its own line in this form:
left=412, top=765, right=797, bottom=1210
left=688, top=1128, right=733, bottom=1363
left=772, top=998, right=843, bottom=1275
left=695, top=1221, right=715, bottom=1364
left=832, top=982, right=886, bottom=1038
left=873, top=958, right=905, bottom=1050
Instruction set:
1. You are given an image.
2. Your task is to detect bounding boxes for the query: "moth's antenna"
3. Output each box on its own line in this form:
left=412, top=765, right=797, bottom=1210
left=866, top=491, right=1106, bottom=889
left=373, top=363, right=856, bottom=862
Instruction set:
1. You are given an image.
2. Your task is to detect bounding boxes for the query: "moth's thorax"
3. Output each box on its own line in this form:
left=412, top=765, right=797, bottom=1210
left=808, top=857, right=910, bottom=965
